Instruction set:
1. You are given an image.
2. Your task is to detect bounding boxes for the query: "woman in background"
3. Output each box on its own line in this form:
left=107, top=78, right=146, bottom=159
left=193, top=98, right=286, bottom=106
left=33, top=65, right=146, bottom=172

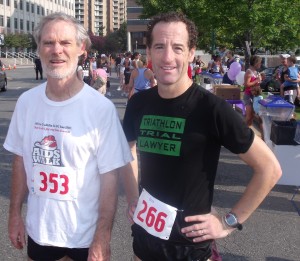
left=243, top=55, right=262, bottom=126
left=127, top=56, right=156, bottom=99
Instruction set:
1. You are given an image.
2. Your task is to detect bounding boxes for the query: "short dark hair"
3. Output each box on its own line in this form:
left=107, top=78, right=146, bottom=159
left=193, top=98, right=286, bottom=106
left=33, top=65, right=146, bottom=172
left=146, top=12, right=198, bottom=50
left=287, top=55, right=297, bottom=64
left=249, top=55, right=262, bottom=66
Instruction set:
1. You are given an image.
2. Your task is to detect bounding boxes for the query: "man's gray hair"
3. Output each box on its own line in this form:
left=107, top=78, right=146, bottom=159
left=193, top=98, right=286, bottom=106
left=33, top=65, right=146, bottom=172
left=33, top=12, right=91, bottom=51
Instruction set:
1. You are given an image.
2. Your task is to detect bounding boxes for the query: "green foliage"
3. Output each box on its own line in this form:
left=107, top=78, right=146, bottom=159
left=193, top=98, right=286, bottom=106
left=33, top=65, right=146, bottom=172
left=3, top=33, right=36, bottom=50
left=136, top=0, right=300, bottom=55
left=103, top=22, right=127, bottom=53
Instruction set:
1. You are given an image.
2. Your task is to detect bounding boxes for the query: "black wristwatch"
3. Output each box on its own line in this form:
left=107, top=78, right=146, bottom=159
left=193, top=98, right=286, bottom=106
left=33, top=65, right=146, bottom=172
left=223, top=212, right=243, bottom=231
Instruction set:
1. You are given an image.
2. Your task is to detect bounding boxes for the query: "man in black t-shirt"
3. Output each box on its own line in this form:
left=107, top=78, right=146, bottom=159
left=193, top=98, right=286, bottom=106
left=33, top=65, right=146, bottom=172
left=121, top=12, right=281, bottom=261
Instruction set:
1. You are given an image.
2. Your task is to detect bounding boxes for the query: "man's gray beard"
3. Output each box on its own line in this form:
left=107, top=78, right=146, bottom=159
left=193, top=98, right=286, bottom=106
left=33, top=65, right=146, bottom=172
left=44, top=65, right=78, bottom=79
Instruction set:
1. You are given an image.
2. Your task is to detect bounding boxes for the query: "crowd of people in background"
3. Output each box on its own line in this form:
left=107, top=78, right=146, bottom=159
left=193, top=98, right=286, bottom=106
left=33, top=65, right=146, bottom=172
left=188, top=48, right=299, bottom=132
left=74, top=50, right=157, bottom=104
left=72, top=47, right=300, bottom=131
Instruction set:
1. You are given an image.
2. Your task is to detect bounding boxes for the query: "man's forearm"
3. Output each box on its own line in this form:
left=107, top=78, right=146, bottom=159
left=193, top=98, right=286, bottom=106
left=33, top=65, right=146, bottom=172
left=233, top=136, right=282, bottom=223
left=9, top=155, right=28, bottom=217
left=93, top=170, right=118, bottom=242
left=120, top=142, right=139, bottom=204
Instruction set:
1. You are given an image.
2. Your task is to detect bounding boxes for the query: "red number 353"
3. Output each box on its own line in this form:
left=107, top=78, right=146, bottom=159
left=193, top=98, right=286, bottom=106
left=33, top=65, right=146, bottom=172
left=39, top=172, right=69, bottom=195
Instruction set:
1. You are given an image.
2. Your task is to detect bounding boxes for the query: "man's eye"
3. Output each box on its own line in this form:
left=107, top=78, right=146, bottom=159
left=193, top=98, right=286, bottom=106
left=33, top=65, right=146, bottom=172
left=175, top=47, right=183, bottom=53
left=61, top=42, right=71, bottom=45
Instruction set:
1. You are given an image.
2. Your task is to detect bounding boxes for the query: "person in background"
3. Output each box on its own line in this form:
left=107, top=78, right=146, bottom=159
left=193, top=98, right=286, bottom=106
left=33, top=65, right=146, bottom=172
left=34, top=56, right=43, bottom=80
left=251, top=85, right=264, bottom=139
left=115, top=53, right=122, bottom=78
left=131, top=52, right=140, bottom=69
left=222, top=50, right=235, bottom=84
left=122, top=55, right=132, bottom=98
left=147, top=59, right=153, bottom=70
left=127, top=55, right=156, bottom=99
left=280, top=55, right=300, bottom=104
left=252, top=85, right=263, bottom=115
left=276, top=54, right=290, bottom=93
left=99, top=54, right=112, bottom=97
left=218, top=45, right=227, bottom=66
left=207, top=54, right=215, bottom=72
left=81, top=50, right=93, bottom=85
left=90, top=56, right=97, bottom=71
left=121, top=12, right=281, bottom=261
left=209, top=55, right=224, bottom=74
left=4, top=12, right=132, bottom=261
left=76, top=53, right=85, bottom=81
left=243, top=55, right=262, bottom=126
left=195, top=55, right=205, bottom=68
left=190, top=57, right=198, bottom=82
left=118, top=53, right=126, bottom=91
left=90, top=57, right=108, bottom=95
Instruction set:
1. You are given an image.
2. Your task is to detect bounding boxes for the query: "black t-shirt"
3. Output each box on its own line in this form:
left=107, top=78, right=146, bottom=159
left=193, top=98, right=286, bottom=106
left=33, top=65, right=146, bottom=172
left=123, top=84, right=254, bottom=243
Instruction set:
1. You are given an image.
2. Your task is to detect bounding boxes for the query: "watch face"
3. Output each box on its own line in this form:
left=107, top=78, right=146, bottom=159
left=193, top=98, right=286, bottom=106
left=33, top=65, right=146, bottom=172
left=225, top=213, right=238, bottom=227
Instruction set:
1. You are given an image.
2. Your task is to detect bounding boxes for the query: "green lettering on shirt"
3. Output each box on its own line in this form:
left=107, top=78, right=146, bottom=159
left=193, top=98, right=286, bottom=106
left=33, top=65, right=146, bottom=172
left=138, top=137, right=180, bottom=156
left=140, top=115, right=185, bottom=133
left=138, top=115, right=185, bottom=156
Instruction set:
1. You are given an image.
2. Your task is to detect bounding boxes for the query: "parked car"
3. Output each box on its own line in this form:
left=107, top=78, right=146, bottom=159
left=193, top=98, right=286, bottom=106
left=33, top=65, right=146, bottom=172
left=0, top=70, right=7, bottom=91
left=260, top=67, right=280, bottom=92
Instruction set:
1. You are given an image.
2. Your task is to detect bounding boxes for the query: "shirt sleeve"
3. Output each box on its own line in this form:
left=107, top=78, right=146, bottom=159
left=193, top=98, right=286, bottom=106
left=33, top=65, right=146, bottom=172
left=122, top=96, right=137, bottom=142
left=3, top=96, right=25, bottom=156
left=96, top=103, right=133, bottom=174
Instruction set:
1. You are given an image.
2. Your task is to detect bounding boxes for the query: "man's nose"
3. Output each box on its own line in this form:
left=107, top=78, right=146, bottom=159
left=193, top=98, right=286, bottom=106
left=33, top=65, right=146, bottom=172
left=162, top=46, right=175, bottom=62
left=52, top=42, right=63, bottom=53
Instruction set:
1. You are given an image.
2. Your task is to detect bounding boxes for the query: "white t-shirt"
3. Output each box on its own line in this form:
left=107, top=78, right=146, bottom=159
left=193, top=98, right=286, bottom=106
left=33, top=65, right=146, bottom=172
left=4, top=83, right=132, bottom=248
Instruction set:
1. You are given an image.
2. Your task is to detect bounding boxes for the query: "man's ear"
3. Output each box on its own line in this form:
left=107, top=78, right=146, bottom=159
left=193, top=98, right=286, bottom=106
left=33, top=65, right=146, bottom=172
left=189, top=48, right=196, bottom=63
left=79, top=42, right=86, bottom=56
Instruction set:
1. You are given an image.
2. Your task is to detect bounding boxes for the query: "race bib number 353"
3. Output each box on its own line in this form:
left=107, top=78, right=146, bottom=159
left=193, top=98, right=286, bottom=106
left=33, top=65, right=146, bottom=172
left=133, top=189, right=177, bottom=240
left=32, top=165, right=78, bottom=201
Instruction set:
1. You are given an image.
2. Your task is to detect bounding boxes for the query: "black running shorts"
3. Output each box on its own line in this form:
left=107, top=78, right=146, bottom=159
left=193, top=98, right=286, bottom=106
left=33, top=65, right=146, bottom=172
left=27, top=236, right=89, bottom=261
left=132, top=224, right=212, bottom=261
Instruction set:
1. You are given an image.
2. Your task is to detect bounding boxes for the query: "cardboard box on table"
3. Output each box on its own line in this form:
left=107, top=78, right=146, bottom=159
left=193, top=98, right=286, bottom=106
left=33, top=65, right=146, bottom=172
left=213, top=84, right=246, bottom=115
left=213, top=85, right=241, bottom=100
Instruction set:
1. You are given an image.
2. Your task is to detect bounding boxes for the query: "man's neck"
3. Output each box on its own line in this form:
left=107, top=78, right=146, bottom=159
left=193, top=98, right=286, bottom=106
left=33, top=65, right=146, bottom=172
left=157, top=78, right=193, bottom=99
left=45, top=76, right=84, bottom=102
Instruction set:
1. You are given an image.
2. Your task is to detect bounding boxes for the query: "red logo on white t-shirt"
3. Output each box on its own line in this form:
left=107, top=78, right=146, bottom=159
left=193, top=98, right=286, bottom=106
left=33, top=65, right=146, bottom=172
left=32, top=135, right=63, bottom=166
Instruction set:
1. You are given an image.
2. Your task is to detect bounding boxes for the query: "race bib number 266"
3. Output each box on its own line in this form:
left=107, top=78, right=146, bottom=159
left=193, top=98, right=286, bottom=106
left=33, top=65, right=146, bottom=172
left=133, top=189, right=177, bottom=240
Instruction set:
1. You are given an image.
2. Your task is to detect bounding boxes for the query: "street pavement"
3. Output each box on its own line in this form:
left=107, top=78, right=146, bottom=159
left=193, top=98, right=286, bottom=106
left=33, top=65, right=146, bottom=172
left=0, top=67, right=299, bottom=261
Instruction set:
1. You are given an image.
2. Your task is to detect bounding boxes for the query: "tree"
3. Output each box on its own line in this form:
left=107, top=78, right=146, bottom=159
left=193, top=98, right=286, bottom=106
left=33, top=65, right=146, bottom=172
left=136, top=0, right=209, bottom=49
left=204, top=0, right=300, bottom=66
left=3, top=33, right=36, bottom=51
left=103, top=22, right=128, bottom=53
left=136, top=0, right=300, bottom=66
left=89, top=33, right=105, bottom=53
